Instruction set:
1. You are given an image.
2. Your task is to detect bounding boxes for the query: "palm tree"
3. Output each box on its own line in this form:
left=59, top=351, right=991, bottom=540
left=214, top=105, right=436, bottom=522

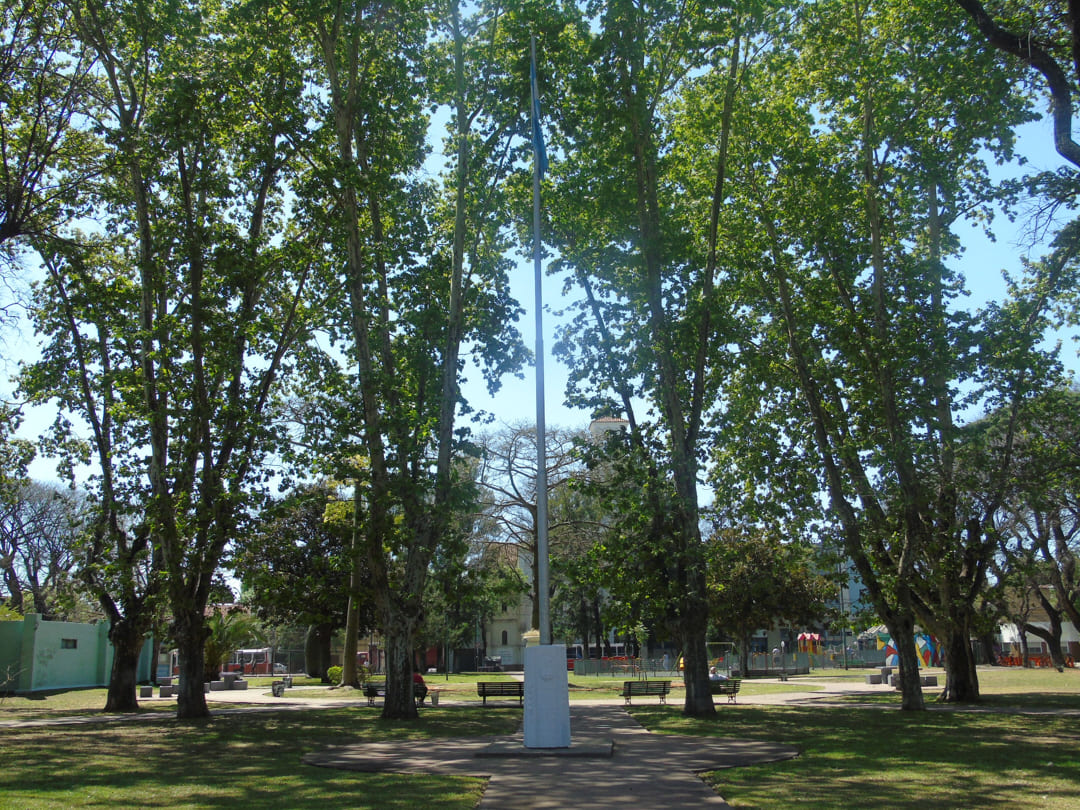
left=204, top=609, right=265, bottom=681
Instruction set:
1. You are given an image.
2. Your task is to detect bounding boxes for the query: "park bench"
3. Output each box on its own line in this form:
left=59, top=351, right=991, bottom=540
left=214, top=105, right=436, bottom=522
left=476, top=680, right=524, bottom=706
left=363, top=679, right=428, bottom=707
left=709, top=678, right=741, bottom=703
left=621, top=679, right=671, bottom=705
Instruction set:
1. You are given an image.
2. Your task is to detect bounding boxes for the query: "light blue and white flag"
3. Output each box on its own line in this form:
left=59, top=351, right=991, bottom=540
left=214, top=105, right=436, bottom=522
left=530, top=46, right=548, bottom=178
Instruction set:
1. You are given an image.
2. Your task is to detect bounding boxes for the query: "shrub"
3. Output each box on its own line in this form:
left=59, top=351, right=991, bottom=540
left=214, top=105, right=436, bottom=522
left=327, top=665, right=342, bottom=684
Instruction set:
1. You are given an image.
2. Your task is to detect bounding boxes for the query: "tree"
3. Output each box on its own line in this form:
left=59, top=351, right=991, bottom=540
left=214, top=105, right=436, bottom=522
left=710, top=0, right=1059, bottom=708
left=705, top=529, right=833, bottom=677
left=233, top=483, right=353, bottom=682
left=22, top=0, right=316, bottom=718
left=0, top=0, right=98, bottom=267
left=979, top=386, right=1080, bottom=667
left=289, top=0, right=533, bottom=718
left=0, top=480, right=84, bottom=618
left=546, top=0, right=756, bottom=718
left=476, top=423, right=585, bottom=631
left=24, top=237, right=170, bottom=712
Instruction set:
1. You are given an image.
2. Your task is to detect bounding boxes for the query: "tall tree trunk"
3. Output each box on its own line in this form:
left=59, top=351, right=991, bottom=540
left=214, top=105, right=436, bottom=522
left=104, top=616, right=144, bottom=712
left=305, top=623, right=333, bottom=681
left=940, top=613, right=979, bottom=702
left=172, top=607, right=209, bottom=719
left=680, top=602, right=712, bottom=708
left=885, top=611, right=925, bottom=711
left=382, top=607, right=419, bottom=719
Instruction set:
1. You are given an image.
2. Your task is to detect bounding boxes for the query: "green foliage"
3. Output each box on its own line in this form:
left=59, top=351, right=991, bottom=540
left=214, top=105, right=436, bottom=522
left=233, top=483, right=353, bottom=631
left=203, top=609, right=265, bottom=682
left=326, top=665, right=342, bottom=685
left=705, top=528, right=834, bottom=668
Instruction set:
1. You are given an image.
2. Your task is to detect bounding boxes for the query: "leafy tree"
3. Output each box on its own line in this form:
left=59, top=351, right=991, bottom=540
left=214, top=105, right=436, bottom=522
left=705, top=528, right=834, bottom=677
left=23, top=237, right=167, bottom=712
left=546, top=0, right=755, bottom=718
left=234, top=483, right=353, bottom=681
left=421, top=538, right=526, bottom=671
left=977, top=386, right=1080, bottom=668
left=0, top=0, right=98, bottom=268
left=709, top=0, right=1059, bottom=708
left=288, top=0, right=535, bottom=718
left=547, top=467, right=619, bottom=657
left=21, top=0, right=316, bottom=718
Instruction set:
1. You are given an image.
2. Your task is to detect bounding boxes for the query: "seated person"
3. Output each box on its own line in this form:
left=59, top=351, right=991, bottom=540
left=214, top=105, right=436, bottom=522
left=709, top=666, right=728, bottom=682
left=412, top=670, right=428, bottom=703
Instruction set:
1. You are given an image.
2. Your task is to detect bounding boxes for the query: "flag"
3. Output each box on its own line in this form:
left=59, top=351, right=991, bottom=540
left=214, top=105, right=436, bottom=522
left=530, top=45, right=548, bottom=178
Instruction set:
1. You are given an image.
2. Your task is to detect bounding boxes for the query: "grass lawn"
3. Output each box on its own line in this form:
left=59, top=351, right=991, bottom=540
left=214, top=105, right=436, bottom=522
left=0, top=688, right=181, bottom=721
left=0, top=704, right=519, bottom=809
left=3, top=667, right=1077, bottom=808
left=631, top=666, right=1080, bottom=809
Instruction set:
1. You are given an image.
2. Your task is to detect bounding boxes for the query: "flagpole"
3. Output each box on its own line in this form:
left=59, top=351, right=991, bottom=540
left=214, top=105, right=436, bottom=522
left=523, top=37, right=570, bottom=751
left=530, top=35, right=551, bottom=646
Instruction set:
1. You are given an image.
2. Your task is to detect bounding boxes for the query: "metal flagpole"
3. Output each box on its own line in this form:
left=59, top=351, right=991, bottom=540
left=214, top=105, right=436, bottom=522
left=531, top=35, right=551, bottom=646
left=524, top=39, right=570, bottom=750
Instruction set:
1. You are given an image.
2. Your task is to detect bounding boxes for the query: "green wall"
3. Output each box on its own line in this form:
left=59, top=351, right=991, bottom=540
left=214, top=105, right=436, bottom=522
left=1, top=614, right=153, bottom=693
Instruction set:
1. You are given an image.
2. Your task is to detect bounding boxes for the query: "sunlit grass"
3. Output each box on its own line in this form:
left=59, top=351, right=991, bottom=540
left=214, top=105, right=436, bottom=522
left=632, top=701, right=1080, bottom=809
left=567, top=673, right=822, bottom=700
left=830, top=666, right=1080, bottom=710
left=5, top=667, right=1079, bottom=808
left=0, top=688, right=182, bottom=720
left=0, top=705, right=514, bottom=809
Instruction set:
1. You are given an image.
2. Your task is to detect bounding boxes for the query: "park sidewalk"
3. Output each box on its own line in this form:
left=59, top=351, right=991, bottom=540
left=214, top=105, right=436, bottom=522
left=305, top=700, right=799, bottom=809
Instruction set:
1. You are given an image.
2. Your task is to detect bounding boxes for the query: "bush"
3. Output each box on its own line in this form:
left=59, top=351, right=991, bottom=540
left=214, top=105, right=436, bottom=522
left=327, top=665, right=342, bottom=684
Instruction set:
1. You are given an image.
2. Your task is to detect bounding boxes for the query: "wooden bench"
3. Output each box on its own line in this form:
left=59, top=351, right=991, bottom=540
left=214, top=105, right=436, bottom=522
left=363, top=680, right=428, bottom=707
left=477, top=680, right=524, bottom=706
left=710, top=678, right=741, bottom=703
left=621, top=679, right=671, bottom=705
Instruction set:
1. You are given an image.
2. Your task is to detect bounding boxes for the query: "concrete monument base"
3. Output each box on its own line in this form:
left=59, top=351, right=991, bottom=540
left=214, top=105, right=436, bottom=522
left=523, top=643, right=571, bottom=749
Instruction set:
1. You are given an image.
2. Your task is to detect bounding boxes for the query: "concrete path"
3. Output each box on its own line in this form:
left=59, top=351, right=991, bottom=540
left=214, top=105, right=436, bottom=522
left=304, top=702, right=799, bottom=809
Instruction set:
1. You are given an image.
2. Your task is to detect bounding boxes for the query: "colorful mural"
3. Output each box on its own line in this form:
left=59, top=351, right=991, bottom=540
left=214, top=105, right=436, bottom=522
left=875, top=631, right=941, bottom=667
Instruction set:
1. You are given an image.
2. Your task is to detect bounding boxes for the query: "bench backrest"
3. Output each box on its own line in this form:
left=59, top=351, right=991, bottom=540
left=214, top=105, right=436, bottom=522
left=623, top=680, right=670, bottom=693
left=477, top=681, right=523, bottom=693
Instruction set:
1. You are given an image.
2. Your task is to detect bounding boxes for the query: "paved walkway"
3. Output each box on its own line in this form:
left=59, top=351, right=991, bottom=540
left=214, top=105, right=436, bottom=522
left=304, top=701, right=799, bottom=809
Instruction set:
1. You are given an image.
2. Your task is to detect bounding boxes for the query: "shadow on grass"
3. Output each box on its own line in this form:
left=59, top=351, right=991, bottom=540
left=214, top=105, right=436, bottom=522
left=630, top=704, right=1080, bottom=809
left=834, top=691, right=1080, bottom=712
left=0, top=706, right=520, bottom=809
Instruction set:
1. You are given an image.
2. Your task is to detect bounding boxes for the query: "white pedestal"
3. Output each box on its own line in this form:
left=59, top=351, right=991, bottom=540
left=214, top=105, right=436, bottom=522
left=523, top=644, right=571, bottom=749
